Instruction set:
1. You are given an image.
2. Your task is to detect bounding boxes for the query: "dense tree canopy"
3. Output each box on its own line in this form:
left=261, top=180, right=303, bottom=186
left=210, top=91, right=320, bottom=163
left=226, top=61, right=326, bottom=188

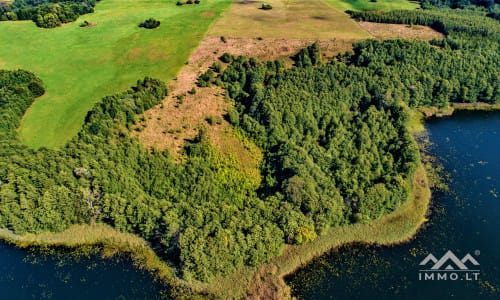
left=421, top=0, right=498, bottom=9
left=0, top=0, right=99, bottom=28
left=0, top=71, right=284, bottom=282
left=0, top=6, right=498, bottom=284
left=346, top=8, right=499, bottom=106
left=348, top=7, right=500, bottom=38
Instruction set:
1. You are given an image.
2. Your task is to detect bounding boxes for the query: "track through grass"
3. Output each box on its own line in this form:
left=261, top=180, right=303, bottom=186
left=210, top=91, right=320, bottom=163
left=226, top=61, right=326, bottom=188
left=0, top=0, right=231, bottom=148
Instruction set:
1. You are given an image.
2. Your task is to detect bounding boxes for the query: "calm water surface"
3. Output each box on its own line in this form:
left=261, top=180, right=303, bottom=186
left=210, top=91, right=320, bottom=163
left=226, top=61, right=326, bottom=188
left=287, top=111, right=500, bottom=299
left=0, top=242, right=166, bottom=299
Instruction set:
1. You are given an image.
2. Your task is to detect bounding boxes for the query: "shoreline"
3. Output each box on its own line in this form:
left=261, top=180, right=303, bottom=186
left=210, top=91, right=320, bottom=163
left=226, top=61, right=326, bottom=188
left=208, top=164, right=431, bottom=299
left=0, top=161, right=433, bottom=300
left=197, top=105, right=432, bottom=298
left=0, top=112, right=433, bottom=300
left=420, top=102, right=500, bottom=118
left=0, top=224, right=183, bottom=296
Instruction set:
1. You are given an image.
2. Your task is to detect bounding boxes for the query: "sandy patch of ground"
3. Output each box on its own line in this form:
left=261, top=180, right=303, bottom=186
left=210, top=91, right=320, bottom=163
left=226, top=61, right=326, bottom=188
left=358, top=22, right=444, bottom=40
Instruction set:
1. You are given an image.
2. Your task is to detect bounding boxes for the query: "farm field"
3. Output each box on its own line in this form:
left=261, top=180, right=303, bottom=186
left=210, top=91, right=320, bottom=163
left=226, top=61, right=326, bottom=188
left=207, top=0, right=371, bottom=40
left=0, top=0, right=231, bottom=148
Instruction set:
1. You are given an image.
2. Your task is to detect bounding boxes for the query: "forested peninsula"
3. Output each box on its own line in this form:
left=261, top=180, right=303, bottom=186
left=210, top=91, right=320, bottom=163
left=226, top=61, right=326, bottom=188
left=0, top=1, right=499, bottom=299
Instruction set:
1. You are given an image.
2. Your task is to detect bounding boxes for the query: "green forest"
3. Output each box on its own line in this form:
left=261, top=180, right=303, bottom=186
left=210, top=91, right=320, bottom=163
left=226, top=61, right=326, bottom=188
left=0, top=0, right=99, bottom=28
left=0, top=4, right=499, bottom=294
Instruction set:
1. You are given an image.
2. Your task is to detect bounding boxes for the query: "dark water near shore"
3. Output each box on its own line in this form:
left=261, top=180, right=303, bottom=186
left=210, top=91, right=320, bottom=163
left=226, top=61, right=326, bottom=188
left=287, top=111, right=500, bottom=299
left=0, top=111, right=498, bottom=299
left=0, top=242, right=165, bottom=299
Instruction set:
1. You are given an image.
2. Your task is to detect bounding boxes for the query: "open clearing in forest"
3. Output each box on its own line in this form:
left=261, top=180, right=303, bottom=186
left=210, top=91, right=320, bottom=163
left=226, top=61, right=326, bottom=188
left=358, top=21, right=444, bottom=40
left=0, top=0, right=231, bottom=148
left=135, top=37, right=351, bottom=158
left=137, top=23, right=443, bottom=162
left=207, top=0, right=371, bottom=40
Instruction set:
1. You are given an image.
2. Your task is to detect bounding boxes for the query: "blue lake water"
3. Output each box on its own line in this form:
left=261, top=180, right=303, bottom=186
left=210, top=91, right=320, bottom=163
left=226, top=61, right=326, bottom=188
left=286, top=111, right=500, bottom=299
left=0, top=242, right=166, bottom=299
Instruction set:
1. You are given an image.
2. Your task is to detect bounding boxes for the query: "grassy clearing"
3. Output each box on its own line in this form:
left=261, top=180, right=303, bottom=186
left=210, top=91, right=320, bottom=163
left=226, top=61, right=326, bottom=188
left=323, top=0, right=420, bottom=12
left=408, top=109, right=426, bottom=133
left=208, top=0, right=371, bottom=40
left=358, top=21, right=444, bottom=40
left=199, top=164, right=431, bottom=298
left=0, top=0, right=231, bottom=148
left=209, top=125, right=264, bottom=185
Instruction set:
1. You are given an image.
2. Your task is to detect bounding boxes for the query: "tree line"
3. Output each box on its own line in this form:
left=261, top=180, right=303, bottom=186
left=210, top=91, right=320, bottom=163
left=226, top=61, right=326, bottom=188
left=347, top=7, right=500, bottom=38
left=0, top=0, right=99, bottom=28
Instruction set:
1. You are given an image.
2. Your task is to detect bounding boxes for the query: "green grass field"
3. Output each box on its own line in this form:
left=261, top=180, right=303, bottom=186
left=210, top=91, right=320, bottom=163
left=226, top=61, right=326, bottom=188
left=0, top=0, right=231, bottom=148
left=324, top=0, right=420, bottom=12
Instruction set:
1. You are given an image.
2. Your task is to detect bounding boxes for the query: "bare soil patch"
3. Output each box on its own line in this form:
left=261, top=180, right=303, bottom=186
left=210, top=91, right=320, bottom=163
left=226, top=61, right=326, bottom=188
left=358, top=21, right=444, bottom=40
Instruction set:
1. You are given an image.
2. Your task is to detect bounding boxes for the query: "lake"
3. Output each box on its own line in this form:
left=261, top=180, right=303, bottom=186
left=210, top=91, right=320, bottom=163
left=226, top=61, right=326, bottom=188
left=0, top=242, right=166, bottom=299
left=286, top=111, right=500, bottom=299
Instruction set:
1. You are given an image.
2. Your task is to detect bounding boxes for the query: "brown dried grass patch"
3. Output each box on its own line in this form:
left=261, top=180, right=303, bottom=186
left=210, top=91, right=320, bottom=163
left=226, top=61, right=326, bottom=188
left=358, top=21, right=444, bottom=40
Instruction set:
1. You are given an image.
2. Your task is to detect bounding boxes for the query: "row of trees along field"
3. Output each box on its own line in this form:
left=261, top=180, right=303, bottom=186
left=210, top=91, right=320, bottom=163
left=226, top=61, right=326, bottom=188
left=0, top=6, right=498, bottom=285
left=0, top=0, right=99, bottom=28
left=346, top=8, right=500, bottom=106
left=421, top=0, right=498, bottom=9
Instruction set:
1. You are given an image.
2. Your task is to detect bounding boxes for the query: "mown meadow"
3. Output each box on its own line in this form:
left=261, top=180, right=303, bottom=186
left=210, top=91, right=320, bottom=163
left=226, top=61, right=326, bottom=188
left=0, top=0, right=231, bottom=148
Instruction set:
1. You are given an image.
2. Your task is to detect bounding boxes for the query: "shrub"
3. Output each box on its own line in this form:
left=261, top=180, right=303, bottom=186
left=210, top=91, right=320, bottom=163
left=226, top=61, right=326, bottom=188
left=176, top=1, right=184, bottom=6
left=210, top=62, right=223, bottom=73
left=197, top=69, right=215, bottom=87
left=261, top=3, right=273, bottom=10
left=219, top=52, right=233, bottom=63
left=186, top=0, right=194, bottom=4
left=220, top=36, right=227, bottom=43
left=194, top=0, right=201, bottom=3
left=225, top=109, right=240, bottom=126
left=139, top=18, right=160, bottom=29
left=206, top=116, right=216, bottom=125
